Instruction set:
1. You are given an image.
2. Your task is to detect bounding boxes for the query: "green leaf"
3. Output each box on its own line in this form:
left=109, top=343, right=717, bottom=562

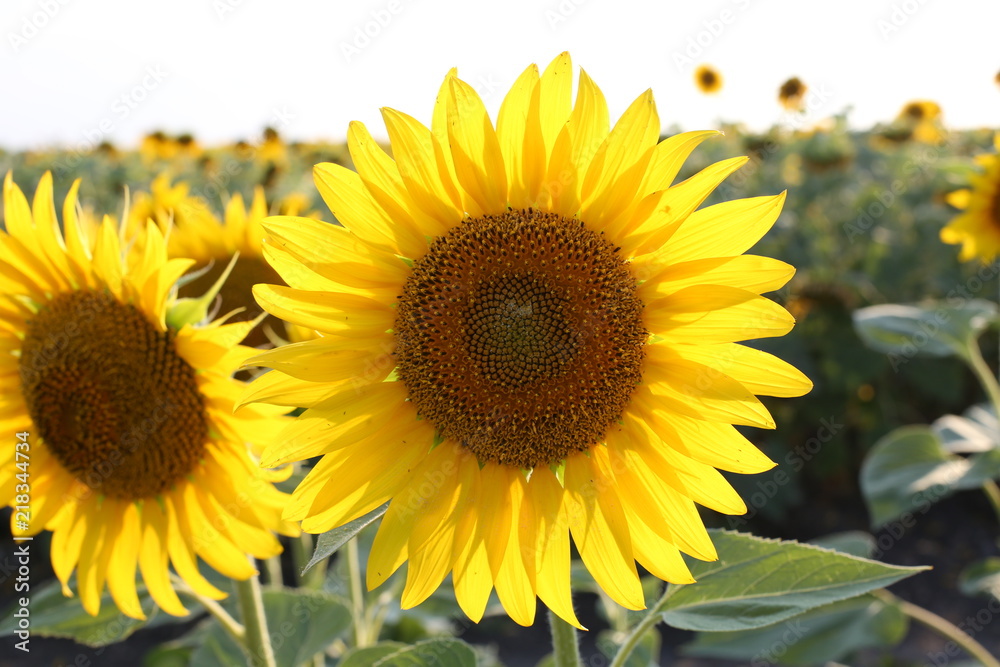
left=852, top=300, right=997, bottom=362
left=959, top=558, right=1000, bottom=599
left=809, top=531, right=876, bottom=558
left=683, top=594, right=908, bottom=665
left=658, top=531, right=927, bottom=632
left=339, top=642, right=408, bottom=667
left=861, top=426, right=1000, bottom=527
left=302, top=502, right=388, bottom=575
left=933, top=404, right=998, bottom=453
left=372, top=638, right=477, bottom=666
left=0, top=576, right=163, bottom=647
left=190, top=589, right=351, bottom=667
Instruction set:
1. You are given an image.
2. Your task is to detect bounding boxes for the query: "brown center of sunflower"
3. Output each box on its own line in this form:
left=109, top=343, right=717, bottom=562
left=19, top=290, right=208, bottom=500
left=179, top=254, right=284, bottom=348
left=394, top=209, right=647, bottom=469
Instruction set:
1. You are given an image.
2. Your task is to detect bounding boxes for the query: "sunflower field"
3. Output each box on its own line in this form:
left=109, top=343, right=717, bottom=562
left=2, top=54, right=1000, bottom=667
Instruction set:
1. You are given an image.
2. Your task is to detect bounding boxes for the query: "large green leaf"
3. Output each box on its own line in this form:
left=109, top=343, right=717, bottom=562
left=852, top=300, right=997, bottom=363
left=683, top=594, right=907, bottom=665
left=0, top=576, right=166, bottom=647
left=933, top=404, right=998, bottom=454
left=372, top=637, right=477, bottom=666
left=861, top=426, right=1000, bottom=527
left=339, top=642, right=408, bottom=667
left=302, top=502, right=388, bottom=575
left=190, top=589, right=351, bottom=667
left=658, top=531, right=927, bottom=632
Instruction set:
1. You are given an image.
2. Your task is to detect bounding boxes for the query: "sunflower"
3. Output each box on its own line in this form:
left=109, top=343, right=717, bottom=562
left=0, top=172, right=297, bottom=620
left=244, top=53, right=810, bottom=628
left=778, top=77, right=807, bottom=111
left=895, top=100, right=946, bottom=144
left=131, top=176, right=316, bottom=346
left=940, top=134, right=1000, bottom=262
left=694, top=64, right=723, bottom=94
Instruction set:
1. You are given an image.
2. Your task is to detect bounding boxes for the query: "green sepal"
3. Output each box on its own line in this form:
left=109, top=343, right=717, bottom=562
left=165, top=252, right=240, bottom=330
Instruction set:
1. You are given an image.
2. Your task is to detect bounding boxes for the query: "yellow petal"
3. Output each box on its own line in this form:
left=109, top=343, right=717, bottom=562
left=401, top=443, right=470, bottom=609
left=313, top=162, right=426, bottom=258
left=242, top=335, right=394, bottom=382
left=580, top=89, right=660, bottom=229
left=525, top=469, right=583, bottom=629
left=261, top=381, right=410, bottom=467
left=621, top=156, right=750, bottom=257
left=564, top=450, right=644, bottom=610
left=496, top=63, right=541, bottom=209
left=635, top=255, right=795, bottom=298
left=604, top=423, right=718, bottom=561
left=164, top=493, right=227, bottom=600
left=107, top=502, right=146, bottom=620
left=262, top=215, right=411, bottom=290
left=381, top=108, right=463, bottom=230
left=663, top=192, right=786, bottom=263
left=252, top=283, right=395, bottom=337
left=493, top=470, right=536, bottom=626
left=630, top=388, right=776, bottom=474
left=646, top=285, right=795, bottom=344
left=451, top=458, right=492, bottom=623
left=665, top=342, right=813, bottom=398
left=643, top=346, right=775, bottom=428
left=446, top=77, right=508, bottom=213
left=138, top=500, right=189, bottom=616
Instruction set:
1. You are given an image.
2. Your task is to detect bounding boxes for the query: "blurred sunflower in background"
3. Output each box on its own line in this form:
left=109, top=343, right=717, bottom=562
left=940, top=133, right=1000, bottom=262
left=896, top=100, right=946, bottom=144
left=244, top=53, right=811, bottom=628
left=778, top=76, right=807, bottom=111
left=694, top=64, right=723, bottom=94
left=130, top=175, right=317, bottom=345
left=0, top=172, right=297, bottom=620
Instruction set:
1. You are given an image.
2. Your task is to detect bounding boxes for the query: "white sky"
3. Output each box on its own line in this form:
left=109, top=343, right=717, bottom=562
left=2, top=0, right=998, bottom=151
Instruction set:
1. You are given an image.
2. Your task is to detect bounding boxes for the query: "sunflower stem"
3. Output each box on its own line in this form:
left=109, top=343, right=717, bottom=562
left=264, top=556, right=284, bottom=588
left=235, top=561, right=277, bottom=667
left=548, top=609, right=583, bottom=667
left=610, top=583, right=678, bottom=667
left=170, top=575, right=245, bottom=645
left=965, top=338, right=1000, bottom=429
left=874, top=590, right=1000, bottom=667
left=346, top=536, right=370, bottom=647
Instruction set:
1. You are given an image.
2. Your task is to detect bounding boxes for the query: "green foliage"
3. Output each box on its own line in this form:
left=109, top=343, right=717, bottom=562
left=959, top=558, right=1000, bottom=599
left=190, top=589, right=352, bottom=667
left=853, top=300, right=999, bottom=362
left=659, top=531, right=927, bottom=632
left=860, top=425, right=1000, bottom=527
left=683, top=594, right=908, bottom=665
left=0, top=577, right=165, bottom=647
left=302, top=502, right=388, bottom=575
left=367, top=638, right=478, bottom=666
